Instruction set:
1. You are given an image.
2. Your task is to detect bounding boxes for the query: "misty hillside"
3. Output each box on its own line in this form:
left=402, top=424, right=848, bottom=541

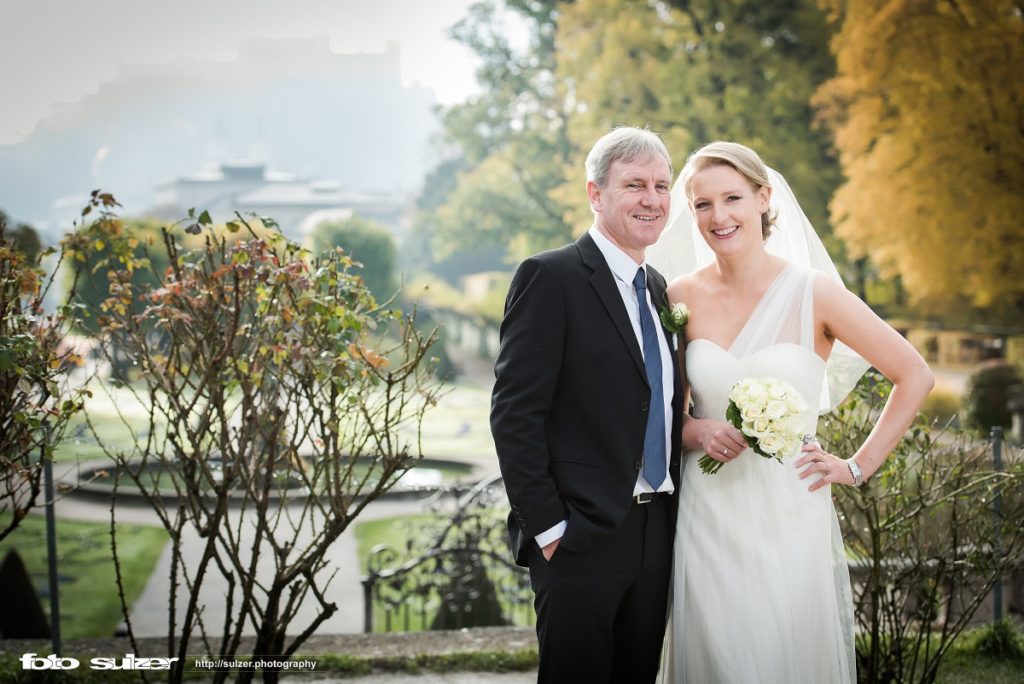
left=0, top=36, right=438, bottom=237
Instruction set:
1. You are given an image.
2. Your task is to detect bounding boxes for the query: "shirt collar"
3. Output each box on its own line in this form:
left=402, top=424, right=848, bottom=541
left=588, top=226, right=647, bottom=287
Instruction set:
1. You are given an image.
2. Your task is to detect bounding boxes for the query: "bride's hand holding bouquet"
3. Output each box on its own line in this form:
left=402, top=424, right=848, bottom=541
left=697, top=376, right=808, bottom=475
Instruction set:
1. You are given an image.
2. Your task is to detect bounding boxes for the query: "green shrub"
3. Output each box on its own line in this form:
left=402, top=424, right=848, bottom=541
left=822, top=371, right=1024, bottom=684
left=64, top=198, right=441, bottom=682
left=963, top=360, right=1022, bottom=432
left=309, top=215, right=397, bottom=302
left=972, top=618, right=1024, bottom=660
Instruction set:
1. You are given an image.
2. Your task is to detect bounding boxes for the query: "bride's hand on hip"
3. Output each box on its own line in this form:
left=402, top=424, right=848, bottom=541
left=692, top=418, right=747, bottom=464
left=795, top=441, right=854, bottom=491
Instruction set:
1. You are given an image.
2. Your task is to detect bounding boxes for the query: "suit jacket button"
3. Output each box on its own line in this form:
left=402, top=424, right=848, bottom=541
left=634, top=460, right=642, bottom=471
left=640, top=401, right=649, bottom=412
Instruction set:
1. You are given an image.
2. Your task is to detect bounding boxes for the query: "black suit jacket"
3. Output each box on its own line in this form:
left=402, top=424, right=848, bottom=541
left=491, top=232, right=684, bottom=567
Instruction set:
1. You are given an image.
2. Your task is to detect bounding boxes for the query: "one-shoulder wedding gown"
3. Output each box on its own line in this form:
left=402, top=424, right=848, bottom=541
left=662, top=262, right=856, bottom=684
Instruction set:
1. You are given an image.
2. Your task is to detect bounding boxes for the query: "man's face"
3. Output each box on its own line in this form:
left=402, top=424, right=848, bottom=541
left=587, top=156, right=672, bottom=263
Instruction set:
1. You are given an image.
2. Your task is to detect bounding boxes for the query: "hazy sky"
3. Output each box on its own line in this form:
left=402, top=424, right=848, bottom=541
left=0, top=0, right=489, bottom=144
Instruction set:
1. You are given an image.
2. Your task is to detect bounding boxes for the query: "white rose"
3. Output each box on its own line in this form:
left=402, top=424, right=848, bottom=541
left=729, top=388, right=748, bottom=408
left=764, top=400, right=788, bottom=420
left=740, top=404, right=762, bottom=422
left=747, top=384, right=770, bottom=408
left=730, top=383, right=758, bottom=408
left=751, top=417, right=771, bottom=437
left=671, top=303, right=689, bottom=326
left=731, top=377, right=752, bottom=394
left=759, top=433, right=785, bottom=454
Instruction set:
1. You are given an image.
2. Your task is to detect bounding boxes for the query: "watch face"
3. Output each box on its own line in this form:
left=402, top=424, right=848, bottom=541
left=846, top=459, right=863, bottom=486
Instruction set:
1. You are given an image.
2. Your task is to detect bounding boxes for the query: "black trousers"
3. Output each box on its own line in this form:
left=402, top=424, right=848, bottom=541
left=527, top=495, right=673, bottom=684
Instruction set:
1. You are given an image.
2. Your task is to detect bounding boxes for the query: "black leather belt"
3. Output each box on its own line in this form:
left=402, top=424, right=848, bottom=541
left=635, top=492, right=665, bottom=504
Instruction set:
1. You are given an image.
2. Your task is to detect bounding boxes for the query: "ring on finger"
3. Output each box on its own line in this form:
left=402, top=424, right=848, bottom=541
left=723, top=447, right=729, bottom=457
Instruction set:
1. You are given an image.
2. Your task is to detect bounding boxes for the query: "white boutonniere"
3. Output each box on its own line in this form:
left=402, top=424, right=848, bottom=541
left=659, top=302, right=689, bottom=335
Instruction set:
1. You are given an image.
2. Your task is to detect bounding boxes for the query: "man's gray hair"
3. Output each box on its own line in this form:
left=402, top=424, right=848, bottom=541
left=585, top=126, right=673, bottom=188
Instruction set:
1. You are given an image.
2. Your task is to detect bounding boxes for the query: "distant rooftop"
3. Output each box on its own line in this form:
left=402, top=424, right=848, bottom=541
left=237, top=183, right=393, bottom=207
left=164, top=161, right=301, bottom=186
left=151, top=160, right=407, bottom=238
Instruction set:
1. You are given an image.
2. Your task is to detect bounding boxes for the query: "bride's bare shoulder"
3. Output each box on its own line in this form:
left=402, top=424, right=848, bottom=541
left=667, top=266, right=716, bottom=304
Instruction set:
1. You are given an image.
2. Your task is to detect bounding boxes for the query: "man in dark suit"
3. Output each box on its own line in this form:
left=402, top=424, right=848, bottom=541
left=491, top=127, right=683, bottom=683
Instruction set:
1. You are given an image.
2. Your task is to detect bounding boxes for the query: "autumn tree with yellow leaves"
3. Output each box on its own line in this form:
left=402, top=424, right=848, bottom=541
left=815, top=0, right=1024, bottom=321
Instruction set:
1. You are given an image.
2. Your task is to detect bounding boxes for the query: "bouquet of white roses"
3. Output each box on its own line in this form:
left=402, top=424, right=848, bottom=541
left=698, top=376, right=809, bottom=475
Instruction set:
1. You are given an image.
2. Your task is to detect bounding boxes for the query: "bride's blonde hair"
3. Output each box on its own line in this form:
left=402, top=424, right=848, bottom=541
left=679, top=141, right=778, bottom=240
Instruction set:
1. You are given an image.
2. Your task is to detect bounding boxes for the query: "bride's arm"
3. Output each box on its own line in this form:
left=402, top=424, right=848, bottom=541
left=799, top=277, right=934, bottom=489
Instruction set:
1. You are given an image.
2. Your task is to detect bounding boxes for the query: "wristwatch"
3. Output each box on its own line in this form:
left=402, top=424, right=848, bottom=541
left=845, top=458, right=864, bottom=487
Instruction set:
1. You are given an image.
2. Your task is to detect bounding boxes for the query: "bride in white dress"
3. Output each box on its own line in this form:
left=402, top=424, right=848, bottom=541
left=649, top=142, right=934, bottom=683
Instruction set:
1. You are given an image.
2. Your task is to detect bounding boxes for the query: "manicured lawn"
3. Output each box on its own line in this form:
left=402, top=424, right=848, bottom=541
left=0, top=515, right=167, bottom=638
left=354, top=513, right=439, bottom=573
left=936, top=650, right=1024, bottom=683
left=56, top=379, right=496, bottom=466
left=54, top=381, right=156, bottom=463
left=55, top=407, right=140, bottom=463
left=403, top=385, right=496, bottom=462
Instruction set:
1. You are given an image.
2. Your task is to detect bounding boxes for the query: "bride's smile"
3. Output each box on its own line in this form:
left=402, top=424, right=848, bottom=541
left=709, top=225, right=739, bottom=238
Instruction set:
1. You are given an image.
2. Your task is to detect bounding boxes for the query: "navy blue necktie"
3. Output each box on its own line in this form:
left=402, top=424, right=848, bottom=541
left=633, top=267, right=666, bottom=489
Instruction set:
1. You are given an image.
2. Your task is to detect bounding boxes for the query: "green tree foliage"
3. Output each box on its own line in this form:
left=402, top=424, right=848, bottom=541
left=555, top=0, right=841, bottom=246
left=65, top=213, right=170, bottom=334
left=422, top=0, right=842, bottom=272
left=310, top=215, right=398, bottom=303
left=815, top=0, right=1024, bottom=318
left=421, top=0, right=576, bottom=261
left=0, top=210, right=42, bottom=264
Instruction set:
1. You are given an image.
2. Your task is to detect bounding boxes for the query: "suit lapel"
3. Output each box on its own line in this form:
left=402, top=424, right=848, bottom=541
left=576, top=233, right=648, bottom=384
left=646, top=268, right=675, bottom=359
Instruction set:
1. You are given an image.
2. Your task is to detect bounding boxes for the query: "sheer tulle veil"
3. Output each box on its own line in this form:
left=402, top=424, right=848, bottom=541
left=646, top=166, right=870, bottom=413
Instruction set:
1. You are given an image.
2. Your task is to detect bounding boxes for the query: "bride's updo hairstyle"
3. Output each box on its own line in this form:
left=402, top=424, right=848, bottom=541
left=679, top=141, right=778, bottom=240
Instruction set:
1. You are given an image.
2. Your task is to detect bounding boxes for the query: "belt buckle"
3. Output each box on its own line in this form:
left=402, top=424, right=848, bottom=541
left=635, top=492, right=656, bottom=504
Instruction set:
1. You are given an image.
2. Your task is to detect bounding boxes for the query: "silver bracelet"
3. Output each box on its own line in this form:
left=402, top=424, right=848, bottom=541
left=845, top=458, right=864, bottom=487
